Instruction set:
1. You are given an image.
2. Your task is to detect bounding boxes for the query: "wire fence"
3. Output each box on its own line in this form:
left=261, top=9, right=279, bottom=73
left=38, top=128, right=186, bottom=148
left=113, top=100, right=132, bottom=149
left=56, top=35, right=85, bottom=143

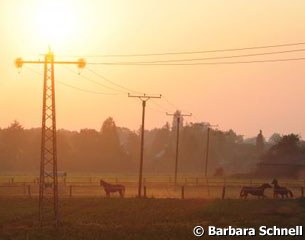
left=0, top=175, right=304, bottom=199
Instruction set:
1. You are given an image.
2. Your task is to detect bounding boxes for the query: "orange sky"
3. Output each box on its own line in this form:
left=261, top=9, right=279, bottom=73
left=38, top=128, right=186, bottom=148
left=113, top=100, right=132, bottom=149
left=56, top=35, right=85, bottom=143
left=1, top=0, right=305, bottom=138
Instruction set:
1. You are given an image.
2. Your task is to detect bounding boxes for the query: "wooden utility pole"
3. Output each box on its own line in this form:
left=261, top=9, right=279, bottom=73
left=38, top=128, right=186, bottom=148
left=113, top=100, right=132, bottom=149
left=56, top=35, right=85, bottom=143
left=204, top=125, right=218, bottom=177
left=166, top=111, right=191, bottom=185
left=128, top=93, right=161, bottom=197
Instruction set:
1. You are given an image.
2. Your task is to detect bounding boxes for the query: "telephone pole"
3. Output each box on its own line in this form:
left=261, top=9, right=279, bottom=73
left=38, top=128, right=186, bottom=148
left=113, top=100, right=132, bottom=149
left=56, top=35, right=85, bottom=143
left=15, top=49, right=85, bottom=226
left=128, top=93, right=161, bottom=197
left=166, top=111, right=192, bottom=185
left=204, top=125, right=218, bottom=177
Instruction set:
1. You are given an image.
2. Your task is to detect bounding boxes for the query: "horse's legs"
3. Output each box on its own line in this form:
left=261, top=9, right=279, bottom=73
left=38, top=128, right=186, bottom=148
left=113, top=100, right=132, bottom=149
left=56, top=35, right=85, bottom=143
left=106, top=190, right=110, bottom=198
left=119, top=190, right=123, bottom=198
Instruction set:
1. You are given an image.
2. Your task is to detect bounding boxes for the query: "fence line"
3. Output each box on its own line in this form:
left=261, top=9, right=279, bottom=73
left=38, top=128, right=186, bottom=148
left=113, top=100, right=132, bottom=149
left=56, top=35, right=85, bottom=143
left=1, top=181, right=304, bottom=199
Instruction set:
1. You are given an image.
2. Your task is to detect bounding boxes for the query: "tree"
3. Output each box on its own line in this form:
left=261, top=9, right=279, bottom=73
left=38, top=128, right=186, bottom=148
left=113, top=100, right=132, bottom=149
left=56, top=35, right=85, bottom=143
left=0, top=121, right=25, bottom=171
left=100, top=117, right=125, bottom=171
left=268, top=133, right=282, bottom=145
left=100, top=117, right=121, bottom=153
left=270, top=134, right=301, bottom=155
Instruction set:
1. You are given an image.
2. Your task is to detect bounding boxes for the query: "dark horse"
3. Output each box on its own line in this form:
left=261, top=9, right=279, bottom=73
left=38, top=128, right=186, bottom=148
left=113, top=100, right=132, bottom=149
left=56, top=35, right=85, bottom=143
left=100, top=179, right=125, bottom=198
left=271, top=179, right=293, bottom=199
left=240, top=183, right=272, bottom=199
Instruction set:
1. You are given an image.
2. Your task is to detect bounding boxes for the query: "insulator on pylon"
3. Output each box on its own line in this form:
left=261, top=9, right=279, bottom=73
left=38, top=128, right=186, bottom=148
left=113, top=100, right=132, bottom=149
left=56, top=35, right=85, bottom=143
left=77, top=58, right=86, bottom=69
left=15, top=58, right=23, bottom=68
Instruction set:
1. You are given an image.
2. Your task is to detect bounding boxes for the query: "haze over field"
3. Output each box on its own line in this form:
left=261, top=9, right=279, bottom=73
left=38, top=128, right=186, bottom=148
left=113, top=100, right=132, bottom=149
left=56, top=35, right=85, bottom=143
left=1, top=0, right=305, bottom=138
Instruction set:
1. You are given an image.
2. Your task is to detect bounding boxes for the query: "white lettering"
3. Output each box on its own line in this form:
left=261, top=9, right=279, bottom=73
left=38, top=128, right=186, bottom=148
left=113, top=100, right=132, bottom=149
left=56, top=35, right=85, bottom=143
left=259, top=226, right=303, bottom=236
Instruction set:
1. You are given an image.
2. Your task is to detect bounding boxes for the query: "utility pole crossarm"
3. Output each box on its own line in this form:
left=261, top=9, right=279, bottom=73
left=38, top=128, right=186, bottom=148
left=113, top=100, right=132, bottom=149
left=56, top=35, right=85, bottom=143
left=128, top=93, right=162, bottom=100
left=166, top=112, right=192, bottom=117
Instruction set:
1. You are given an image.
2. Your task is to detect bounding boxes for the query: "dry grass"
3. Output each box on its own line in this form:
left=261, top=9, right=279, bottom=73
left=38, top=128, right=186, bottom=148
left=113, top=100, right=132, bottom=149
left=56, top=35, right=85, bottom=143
left=0, top=197, right=305, bottom=239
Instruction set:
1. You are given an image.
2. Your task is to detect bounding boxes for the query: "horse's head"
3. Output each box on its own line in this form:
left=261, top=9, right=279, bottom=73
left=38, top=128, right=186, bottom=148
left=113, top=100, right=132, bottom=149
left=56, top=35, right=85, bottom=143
left=100, top=179, right=105, bottom=186
left=262, top=183, right=272, bottom=189
left=271, top=179, right=278, bottom=185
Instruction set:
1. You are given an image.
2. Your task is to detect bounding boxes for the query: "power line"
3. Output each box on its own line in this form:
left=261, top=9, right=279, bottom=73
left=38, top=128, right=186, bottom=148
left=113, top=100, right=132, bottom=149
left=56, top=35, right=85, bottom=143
left=87, top=57, right=305, bottom=66
left=86, top=48, right=305, bottom=64
left=151, top=99, right=171, bottom=113
left=26, top=63, right=191, bottom=115
left=146, top=105, right=167, bottom=114
left=64, top=41, right=305, bottom=57
left=162, top=96, right=192, bottom=115
left=87, top=67, right=144, bottom=94
left=62, top=66, right=126, bottom=94
left=25, top=66, right=118, bottom=95
left=56, top=81, right=120, bottom=95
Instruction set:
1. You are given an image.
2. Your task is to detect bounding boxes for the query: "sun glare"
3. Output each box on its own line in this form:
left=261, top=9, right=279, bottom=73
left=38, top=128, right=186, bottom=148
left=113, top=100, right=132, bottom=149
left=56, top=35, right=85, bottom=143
left=34, top=0, right=78, bottom=50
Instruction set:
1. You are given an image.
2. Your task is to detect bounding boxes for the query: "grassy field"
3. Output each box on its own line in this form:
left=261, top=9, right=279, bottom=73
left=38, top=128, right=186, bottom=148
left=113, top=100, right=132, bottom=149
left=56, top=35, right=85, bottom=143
left=1, top=198, right=305, bottom=240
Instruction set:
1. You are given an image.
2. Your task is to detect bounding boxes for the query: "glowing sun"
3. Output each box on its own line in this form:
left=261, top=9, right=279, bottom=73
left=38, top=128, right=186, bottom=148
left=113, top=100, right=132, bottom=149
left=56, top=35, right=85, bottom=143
left=34, top=0, right=79, bottom=49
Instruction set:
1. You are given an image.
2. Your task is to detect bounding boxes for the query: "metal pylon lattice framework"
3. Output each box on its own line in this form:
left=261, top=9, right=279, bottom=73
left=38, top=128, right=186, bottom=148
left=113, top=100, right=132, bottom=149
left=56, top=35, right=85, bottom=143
left=15, top=50, right=86, bottom=226
left=39, top=52, right=59, bottom=225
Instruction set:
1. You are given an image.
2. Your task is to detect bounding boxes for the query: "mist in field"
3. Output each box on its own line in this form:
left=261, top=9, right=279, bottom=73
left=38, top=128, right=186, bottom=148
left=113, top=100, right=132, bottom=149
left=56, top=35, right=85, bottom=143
left=1, top=116, right=304, bottom=178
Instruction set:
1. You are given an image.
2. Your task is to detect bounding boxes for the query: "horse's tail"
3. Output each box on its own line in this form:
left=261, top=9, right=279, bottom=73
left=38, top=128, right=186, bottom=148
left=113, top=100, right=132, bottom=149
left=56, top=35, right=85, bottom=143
left=288, top=190, right=293, bottom=198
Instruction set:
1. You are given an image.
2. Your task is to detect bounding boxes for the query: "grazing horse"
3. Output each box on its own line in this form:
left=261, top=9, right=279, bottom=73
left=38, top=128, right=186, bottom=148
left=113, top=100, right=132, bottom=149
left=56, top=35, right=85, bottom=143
left=271, top=179, right=293, bottom=199
left=100, top=180, right=125, bottom=198
left=240, top=183, right=272, bottom=199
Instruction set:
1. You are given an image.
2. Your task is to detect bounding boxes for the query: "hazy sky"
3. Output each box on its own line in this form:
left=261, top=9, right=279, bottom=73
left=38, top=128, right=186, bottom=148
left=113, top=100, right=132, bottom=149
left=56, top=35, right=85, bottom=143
left=1, top=0, right=305, bottom=138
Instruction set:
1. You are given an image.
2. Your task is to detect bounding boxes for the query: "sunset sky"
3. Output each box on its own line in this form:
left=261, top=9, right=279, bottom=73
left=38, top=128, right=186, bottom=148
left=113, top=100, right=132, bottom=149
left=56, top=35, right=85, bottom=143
left=1, top=0, right=305, bottom=138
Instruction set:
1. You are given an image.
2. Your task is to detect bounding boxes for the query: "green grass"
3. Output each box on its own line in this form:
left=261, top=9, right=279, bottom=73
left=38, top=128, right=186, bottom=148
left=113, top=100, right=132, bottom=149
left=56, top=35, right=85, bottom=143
left=1, top=198, right=305, bottom=239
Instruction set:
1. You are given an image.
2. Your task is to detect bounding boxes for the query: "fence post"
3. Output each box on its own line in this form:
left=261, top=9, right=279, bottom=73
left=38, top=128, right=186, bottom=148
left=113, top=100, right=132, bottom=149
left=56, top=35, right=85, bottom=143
left=115, top=177, right=118, bottom=184
left=27, top=185, right=31, bottom=198
left=143, top=186, right=147, bottom=198
left=301, top=187, right=304, bottom=198
left=69, top=185, right=73, bottom=198
left=11, top=177, right=14, bottom=184
left=196, top=178, right=198, bottom=185
left=181, top=186, right=185, bottom=199
left=222, top=186, right=226, bottom=200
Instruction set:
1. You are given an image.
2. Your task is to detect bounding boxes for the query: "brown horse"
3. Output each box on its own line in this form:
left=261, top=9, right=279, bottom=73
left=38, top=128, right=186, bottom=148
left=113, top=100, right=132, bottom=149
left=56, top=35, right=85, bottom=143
left=240, top=183, right=272, bottom=199
left=271, top=179, right=293, bottom=199
left=100, top=179, right=125, bottom=198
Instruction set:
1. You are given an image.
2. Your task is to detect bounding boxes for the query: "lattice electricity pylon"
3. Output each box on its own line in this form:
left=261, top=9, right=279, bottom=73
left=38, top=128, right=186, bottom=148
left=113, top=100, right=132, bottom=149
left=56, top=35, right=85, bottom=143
left=15, top=50, right=85, bottom=226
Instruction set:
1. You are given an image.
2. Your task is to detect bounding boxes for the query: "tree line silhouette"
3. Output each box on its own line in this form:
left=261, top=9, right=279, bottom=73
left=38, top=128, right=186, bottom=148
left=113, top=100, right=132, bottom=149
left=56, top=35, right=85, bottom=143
left=0, top=119, right=304, bottom=177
